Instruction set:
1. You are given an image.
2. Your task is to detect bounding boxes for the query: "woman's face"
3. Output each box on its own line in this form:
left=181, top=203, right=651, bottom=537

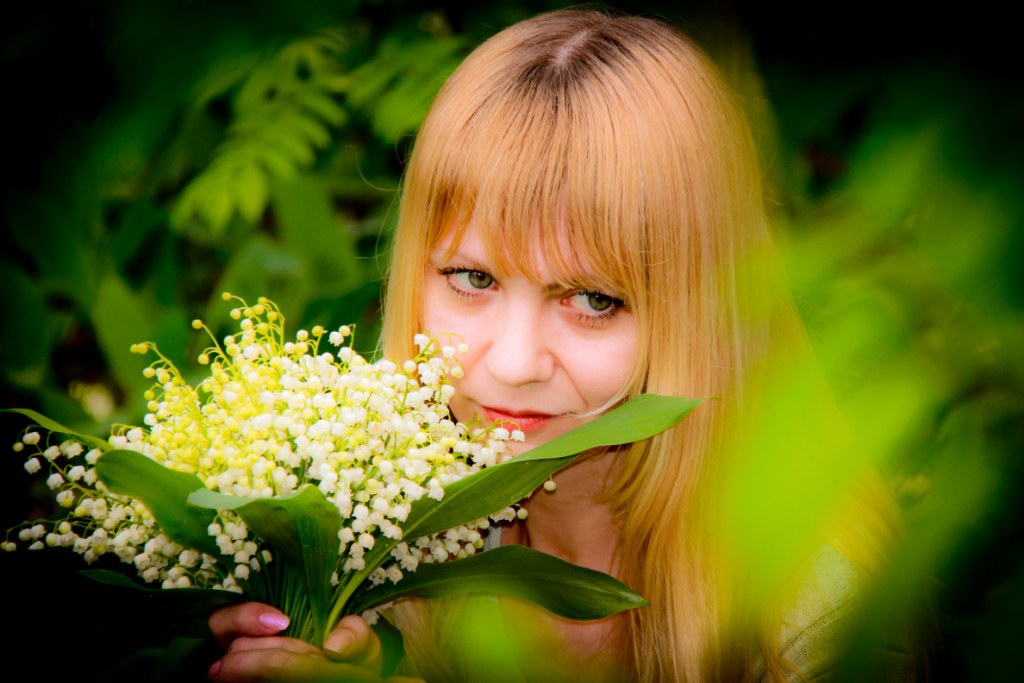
left=423, top=221, right=639, bottom=455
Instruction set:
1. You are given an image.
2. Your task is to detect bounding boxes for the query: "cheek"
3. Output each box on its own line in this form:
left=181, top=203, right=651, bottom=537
left=423, top=284, right=479, bottom=348
left=569, top=332, right=638, bottom=407
left=422, top=279, right=455, bottom=337
left=421, top=282, right=483, bottom=395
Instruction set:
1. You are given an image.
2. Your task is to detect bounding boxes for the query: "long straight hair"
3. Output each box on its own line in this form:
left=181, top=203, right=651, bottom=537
left=381, top=8, right=899, bottom=681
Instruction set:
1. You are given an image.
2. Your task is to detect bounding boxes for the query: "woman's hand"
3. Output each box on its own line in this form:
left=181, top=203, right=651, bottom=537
left=207, top=602, right=420, bottom=682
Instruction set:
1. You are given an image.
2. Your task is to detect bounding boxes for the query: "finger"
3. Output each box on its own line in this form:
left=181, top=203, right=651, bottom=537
left=227, top=636, right=322, bottom=656
left=322, top=615, right=382, bottom=670
left=209, top=648, right=382, bottom=683
left=208, top=602, right=291, bottom=649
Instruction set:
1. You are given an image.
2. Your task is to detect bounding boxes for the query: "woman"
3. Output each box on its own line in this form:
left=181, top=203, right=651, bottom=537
left=208, top=8, right=915, bottom=682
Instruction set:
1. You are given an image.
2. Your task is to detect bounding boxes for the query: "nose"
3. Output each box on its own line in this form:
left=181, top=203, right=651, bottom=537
left=483, top=299, right=555, bottom=387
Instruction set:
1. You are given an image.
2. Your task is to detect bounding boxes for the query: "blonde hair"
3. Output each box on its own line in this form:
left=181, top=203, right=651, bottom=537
left=381, top=8, right=899, bottom=682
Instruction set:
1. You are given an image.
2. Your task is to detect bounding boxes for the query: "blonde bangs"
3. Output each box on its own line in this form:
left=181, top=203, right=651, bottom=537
left=419, top=70, right=656, bottom=300
left=393, top=24, right=728, bottom=401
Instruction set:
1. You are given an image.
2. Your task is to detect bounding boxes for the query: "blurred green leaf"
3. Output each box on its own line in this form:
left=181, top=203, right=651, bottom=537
left=347, top=35, right=465, bottom=142
left=0, top=263, right=49, bottom=373
left=272, top=175, right=363, bottom=292
left=234, top=163, right=271, bottom=224
left=349, top=544, right=649, bottom=619
left=302, top=91, right=348, bottom=125
left=5, top=195, right=98, bottom=308
left=193, top=172, right=236, bottom=235
left=91, top=272, right=155, bottom=409
left=191, top=51, right=263, bottom=109
left=209, top=233, right=305, bottom=321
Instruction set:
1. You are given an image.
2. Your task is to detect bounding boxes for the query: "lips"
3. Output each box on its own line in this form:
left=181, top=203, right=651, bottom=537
left=481, top=406, right=553, bottom=433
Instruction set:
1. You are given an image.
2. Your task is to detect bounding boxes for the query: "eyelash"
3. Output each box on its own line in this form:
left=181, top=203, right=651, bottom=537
left=436, top=266, right=492, bottom=301
left=436, top=266, right=625, bottom=326
left=566, top=291, right=625, bottom=327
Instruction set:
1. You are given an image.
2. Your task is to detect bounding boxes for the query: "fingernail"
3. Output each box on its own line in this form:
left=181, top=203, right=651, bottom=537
left=207, top=659, right=222, bottom=678
left=258, top=611, right=290, bottom=631
left=323, top=631, right=351, bottom=655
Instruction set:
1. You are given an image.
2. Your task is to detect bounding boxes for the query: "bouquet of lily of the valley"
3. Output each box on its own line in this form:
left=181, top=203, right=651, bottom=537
left=4, top=294, right=700, bottom=648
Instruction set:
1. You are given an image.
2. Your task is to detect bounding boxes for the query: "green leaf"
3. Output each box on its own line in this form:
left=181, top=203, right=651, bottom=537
left=403, top=395, right=703, bottom=540
left=272, top=176, right=362, bottom=292
left=1, top=408, right=110, bottom=451
left=234, top=164, right=270, bottom=224
left=96, top=449, right=219, bottom=557
left=289, top=110, right=331, bottom=148
left=271, top=127, right=316, bottom=166
left=457, top=595, right=530, bottom=683
left=302, top=91, right=347, bottom=126
left=259, top=146, right=299, bottom=181
left=0, top=263, right=49, bottom=373
left=192, top=51, right=262, bottom=109
left=92, top=272, right=154, bottom=411
left=372, top=616, right=405, bottom=678
left=192, top=172, right=235, bottom=235
left=348, top=545, right=648, bottom=621
left=81, top=568, right=245, bottom=617
left=6, top=193, right=98, bottom=309
left=336, top=395, right=699, bottom=624
left=188, top=484, right=343, bottom=644
left=207, top=233, right=304, bottom=319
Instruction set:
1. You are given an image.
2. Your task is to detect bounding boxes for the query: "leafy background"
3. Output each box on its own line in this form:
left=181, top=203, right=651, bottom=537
left=1, top=1, right=1020, bottom=680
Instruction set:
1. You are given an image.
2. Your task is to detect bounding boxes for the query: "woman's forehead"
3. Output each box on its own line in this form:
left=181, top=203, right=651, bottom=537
left=429, top=217, right=620, bottom=291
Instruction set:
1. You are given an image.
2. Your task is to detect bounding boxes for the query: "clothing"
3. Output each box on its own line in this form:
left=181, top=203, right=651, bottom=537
left=748, top=544, right=916, bottom=682
left=481, top=528, right=916, bottom=682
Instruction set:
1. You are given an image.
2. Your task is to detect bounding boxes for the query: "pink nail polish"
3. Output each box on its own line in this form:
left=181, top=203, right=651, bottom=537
left=208, top=659, right=222, bottom=678
left=258, top=611, right=290, bottom=630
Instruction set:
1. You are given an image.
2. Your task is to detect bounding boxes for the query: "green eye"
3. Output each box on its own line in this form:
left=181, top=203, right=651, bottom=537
left=585, top=293, right=613, bottom=312
left=567, top=291, right=622, bottom=317
left=465, top=270, right=493, bottom=289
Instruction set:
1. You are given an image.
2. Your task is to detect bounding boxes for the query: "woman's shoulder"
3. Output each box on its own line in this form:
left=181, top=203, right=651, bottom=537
left=755, top=544, right=917, bottom=682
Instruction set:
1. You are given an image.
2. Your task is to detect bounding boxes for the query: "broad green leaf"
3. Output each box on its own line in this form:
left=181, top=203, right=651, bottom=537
left=2, top=408, right=110, bottom=451
left=517, top=394, right=704, bottom=462
left=402, top=395, right=703, bottom=540
left=188, top=485, right=342, bottom=644
left=96, top=449, right=219, bottom=557
left=81, top=568, right=245, bottom=616
left=348, top=545, right=648, bottom=621
left=333, top=395, right=700, bottom=625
